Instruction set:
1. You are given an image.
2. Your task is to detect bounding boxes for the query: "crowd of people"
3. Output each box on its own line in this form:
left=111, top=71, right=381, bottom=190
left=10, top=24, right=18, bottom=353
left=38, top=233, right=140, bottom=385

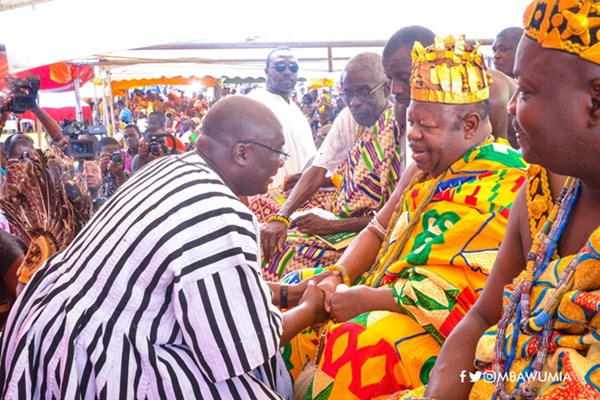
left=0, top=0, right=599, bottom=399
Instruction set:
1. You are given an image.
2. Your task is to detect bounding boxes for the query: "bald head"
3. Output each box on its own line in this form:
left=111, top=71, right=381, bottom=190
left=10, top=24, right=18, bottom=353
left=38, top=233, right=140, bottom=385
left=382, top=25, right=435, bottom=59
left=496, top=27, right=523, bottom=41
left=382, top=26, right=435, bottom=113
left=344, top=52, right=386, bottom=82
left=202, top=96, right=282, bottom=145
left=197, top=96, right=284, bottom=197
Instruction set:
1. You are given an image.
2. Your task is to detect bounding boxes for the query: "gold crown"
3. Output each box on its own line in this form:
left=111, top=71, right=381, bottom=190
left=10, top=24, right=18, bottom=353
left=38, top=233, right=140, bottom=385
left=410, top=35, right=490, bottom=105
left=523, top=0, right=600, bottom=64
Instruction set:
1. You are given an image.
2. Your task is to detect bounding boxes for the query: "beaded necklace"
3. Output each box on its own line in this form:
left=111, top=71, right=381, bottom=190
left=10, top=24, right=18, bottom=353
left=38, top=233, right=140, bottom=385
left=492, top=177, right=581, bottom=400
left=526, top=165, right=554, bottom=241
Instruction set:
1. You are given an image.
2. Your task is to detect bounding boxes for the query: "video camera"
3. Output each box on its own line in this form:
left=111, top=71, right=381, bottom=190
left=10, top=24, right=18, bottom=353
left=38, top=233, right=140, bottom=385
left=62, top=122, right=107, bottom=160
left=148, top=133, right=177, bottom=156
left=0, top=75, right=41, bottom=114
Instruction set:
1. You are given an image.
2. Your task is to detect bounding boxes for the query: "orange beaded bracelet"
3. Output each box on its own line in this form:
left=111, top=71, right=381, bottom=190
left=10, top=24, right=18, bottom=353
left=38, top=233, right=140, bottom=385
left=266, top=214, right=291, bottom=229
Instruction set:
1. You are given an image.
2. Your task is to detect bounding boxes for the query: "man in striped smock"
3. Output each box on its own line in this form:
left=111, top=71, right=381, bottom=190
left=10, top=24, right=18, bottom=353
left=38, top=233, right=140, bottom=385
left=0, top=96, right=327, bottom=399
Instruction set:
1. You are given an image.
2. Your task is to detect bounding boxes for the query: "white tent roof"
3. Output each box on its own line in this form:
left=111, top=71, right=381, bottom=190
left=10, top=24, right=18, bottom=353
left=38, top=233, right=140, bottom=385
left=1, top=0, right=530, bottom=78
left=37, top=90, right=91, bottom=109
left=92, top=45, right=390, bottom=81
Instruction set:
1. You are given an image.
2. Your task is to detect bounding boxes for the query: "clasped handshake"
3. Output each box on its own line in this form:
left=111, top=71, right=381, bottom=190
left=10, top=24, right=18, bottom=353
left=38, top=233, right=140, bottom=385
left=281, top=270, right=378, bottom=324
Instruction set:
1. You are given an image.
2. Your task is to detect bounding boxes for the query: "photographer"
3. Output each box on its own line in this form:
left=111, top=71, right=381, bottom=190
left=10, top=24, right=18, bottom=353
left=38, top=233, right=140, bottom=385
left=98, top=136, right=129, bottom=200
left=0, top=75, right=68, bottom=152
left=131, top=132, right=166, bottom=173
left=132, top=111, right=167, bottom=173
left=5, top=134, right=35, bottom=165
left=132, top=111, right=184, bottom=173
left=122, top=124, right=140, bottom=173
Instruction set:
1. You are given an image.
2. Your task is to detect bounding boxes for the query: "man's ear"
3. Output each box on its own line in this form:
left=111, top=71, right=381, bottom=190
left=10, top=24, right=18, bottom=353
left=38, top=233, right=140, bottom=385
left=382, top=81, right=391, bottom=99
left=232, top=143, right=248, bottom=165
left=462, top=112, right=481, bottom=140
left=589, top=78, right=600, bottom=127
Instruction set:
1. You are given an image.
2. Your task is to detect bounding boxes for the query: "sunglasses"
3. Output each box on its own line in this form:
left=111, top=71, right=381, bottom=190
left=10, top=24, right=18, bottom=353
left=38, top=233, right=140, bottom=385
left=272, top=63, right=299, bottom=73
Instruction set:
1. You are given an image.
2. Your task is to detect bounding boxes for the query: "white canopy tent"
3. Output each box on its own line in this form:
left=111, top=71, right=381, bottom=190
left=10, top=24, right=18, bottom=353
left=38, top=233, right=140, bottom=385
left=1, top=0, right=531, bottom=129
left=1, top=0, right=530, bottom=76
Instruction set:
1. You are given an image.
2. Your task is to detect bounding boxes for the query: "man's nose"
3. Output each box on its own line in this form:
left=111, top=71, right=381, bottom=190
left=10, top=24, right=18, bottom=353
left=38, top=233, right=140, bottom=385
left=390, top=79, right=404, bottom=95
left=348, top=95, right=363, bottom=108
left=507, top=90, right=518, bottom=116
left=406, top=124, right=420, bottom=141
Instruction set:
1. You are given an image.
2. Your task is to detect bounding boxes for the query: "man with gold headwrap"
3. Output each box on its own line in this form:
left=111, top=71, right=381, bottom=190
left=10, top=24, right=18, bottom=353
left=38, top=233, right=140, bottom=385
left=288, top=35, right=527, bottom=400
left=399, top=1, right=600, bottom=400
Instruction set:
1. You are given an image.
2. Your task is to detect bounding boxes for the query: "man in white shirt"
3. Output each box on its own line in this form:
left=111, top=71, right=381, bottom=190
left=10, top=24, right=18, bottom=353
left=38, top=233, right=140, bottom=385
left=311, top=107, right=359, bottom=174
left=249, top=47, right=316, bottom=187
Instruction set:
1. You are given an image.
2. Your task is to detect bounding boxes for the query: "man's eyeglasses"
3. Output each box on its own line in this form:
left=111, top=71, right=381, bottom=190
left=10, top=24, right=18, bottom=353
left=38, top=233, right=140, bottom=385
left=240, top=140, right=290, bottom=161
left=272, top=63, right=299, bottom=73
left=341, top=80, right=387, bottom=103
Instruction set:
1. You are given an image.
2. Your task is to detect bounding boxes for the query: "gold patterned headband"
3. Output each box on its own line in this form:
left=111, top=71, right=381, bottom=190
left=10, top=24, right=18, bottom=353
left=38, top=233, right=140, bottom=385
left=410, top=35, right=490, bottom=105
left=523, top=0, right=600, bottom=64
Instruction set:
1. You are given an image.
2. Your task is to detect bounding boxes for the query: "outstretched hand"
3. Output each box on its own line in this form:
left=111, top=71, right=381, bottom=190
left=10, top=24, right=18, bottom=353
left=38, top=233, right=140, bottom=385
left=260, top=221, right=288, bottom=261
left=294, top=213, right=339, bottom=235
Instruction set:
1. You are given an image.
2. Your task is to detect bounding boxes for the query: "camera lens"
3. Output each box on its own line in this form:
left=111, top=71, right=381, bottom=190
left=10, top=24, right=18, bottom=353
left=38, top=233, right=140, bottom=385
left=150, top=143, right=160, bottom=156
left=73, top=144, right=86, bottom=154
left=111, top=152, right=123, bottom=164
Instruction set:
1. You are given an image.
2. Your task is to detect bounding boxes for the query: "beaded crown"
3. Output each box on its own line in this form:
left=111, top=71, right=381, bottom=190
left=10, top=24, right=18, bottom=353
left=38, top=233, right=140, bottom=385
left=410, top=35, right=490, bottom=105
left=524, top=0, right=600, bottom=64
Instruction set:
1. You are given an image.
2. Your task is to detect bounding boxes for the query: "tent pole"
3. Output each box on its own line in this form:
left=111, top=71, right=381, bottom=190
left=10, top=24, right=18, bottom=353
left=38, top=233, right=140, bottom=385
left=73, top=67, right=83, bottom=123
left=107, top=71, right=116, bottom=136
left=101, top=72, right=108, bottom=127
left=101, top=70, right=110, bottom=129
left=215, top=79, right=222, bottom=101
left=92, top=66, right=100, bottom=125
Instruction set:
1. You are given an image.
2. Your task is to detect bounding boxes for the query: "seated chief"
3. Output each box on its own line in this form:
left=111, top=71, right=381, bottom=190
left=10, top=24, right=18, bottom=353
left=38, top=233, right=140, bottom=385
left=286, top=35, right=528, bottom=400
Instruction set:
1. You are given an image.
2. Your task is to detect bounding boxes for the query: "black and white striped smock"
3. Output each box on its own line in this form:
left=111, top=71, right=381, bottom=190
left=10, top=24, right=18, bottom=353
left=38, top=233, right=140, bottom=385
left=0, top=152, right=287, bottom=399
